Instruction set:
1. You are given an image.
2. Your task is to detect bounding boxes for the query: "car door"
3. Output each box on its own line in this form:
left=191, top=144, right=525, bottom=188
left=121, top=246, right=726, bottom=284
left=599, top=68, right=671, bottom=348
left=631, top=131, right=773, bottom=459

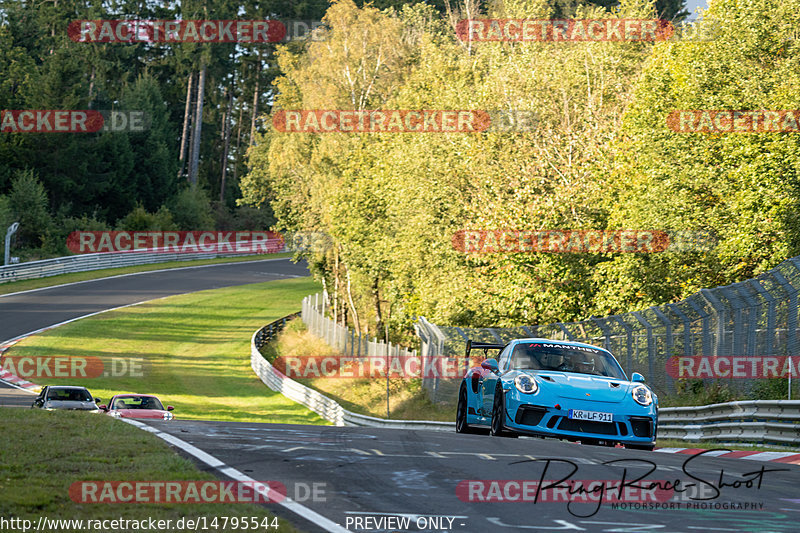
left=482, top=343, right=512, bottom=416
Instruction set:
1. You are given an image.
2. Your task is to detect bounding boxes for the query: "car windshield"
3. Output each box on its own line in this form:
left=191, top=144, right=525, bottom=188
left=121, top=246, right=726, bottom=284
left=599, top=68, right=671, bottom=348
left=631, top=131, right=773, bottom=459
left=47, top=388, right=92, bottom=402
left=510, top=342, right=626, bottom=379
left=113, top=396, right=164, bottom=410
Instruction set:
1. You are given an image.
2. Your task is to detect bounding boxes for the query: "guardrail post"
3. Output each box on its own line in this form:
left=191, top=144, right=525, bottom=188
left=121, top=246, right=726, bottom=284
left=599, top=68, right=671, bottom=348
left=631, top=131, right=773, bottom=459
left=4, top=222, right=20, bottom=266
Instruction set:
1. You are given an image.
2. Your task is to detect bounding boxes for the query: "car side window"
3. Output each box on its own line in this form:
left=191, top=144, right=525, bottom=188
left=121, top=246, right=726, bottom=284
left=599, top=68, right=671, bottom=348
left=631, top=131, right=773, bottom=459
left=498, top=344, right=513, bottom=370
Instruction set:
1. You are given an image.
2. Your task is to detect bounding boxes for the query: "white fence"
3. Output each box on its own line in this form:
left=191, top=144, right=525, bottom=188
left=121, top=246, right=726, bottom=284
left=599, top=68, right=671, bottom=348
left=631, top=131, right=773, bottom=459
left=302, top=293, right=419, bottom=360
left=0, top=240, right=286, bottom=285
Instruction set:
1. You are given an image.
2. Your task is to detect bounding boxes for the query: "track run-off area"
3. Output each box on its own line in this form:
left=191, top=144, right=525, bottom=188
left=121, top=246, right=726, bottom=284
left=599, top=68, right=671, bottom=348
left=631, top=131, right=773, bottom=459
left=1, top=259, right=799, bottom=532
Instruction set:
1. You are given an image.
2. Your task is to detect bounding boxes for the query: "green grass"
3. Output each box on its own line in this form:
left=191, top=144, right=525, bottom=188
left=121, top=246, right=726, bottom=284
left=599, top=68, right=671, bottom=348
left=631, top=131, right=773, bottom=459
left=260, top=319, right=457, bottom=422
left=0, top=409, right=302, bottom=533
left=0, top=253, right=294, bottom=296
left=5, top=277, right=327, bottom=424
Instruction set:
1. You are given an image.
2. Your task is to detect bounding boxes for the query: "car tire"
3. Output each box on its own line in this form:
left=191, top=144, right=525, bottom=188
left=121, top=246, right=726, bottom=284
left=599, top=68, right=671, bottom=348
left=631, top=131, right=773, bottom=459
left=624, top=443, right=656, bottom=451
left=490, top=385, right=518, bottom=438
left=456, top=384, right=487, bottom=434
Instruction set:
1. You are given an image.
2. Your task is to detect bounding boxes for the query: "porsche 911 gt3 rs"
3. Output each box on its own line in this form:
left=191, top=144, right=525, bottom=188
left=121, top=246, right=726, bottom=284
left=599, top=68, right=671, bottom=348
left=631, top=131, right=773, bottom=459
left=456, top=338, right=658, bottom=450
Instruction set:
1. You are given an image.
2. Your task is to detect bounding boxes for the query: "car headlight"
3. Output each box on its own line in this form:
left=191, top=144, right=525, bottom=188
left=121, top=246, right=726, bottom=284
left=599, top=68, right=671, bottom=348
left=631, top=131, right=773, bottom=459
left=514, top=375, right=539, bottom=394
left=163, top=411, right=174, bottom=420
left=632, top=385, right=653, bottom=406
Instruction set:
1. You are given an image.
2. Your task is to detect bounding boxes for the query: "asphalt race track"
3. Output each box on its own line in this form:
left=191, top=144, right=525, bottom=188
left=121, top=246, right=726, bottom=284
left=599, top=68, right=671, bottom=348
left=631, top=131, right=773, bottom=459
left=0, top=258, right=308, bottom=407
left=148, top=419, right=800, bottom=533
left=3, top=259, right=800, bottom=532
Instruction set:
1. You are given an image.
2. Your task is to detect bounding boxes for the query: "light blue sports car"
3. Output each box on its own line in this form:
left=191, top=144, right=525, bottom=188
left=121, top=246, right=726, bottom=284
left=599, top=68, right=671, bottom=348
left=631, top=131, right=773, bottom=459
left=456, top=338, right=658, bottom=450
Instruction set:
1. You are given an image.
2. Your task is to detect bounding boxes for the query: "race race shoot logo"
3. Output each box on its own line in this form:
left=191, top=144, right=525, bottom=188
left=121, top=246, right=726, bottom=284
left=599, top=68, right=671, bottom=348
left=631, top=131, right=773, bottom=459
left=456, top=479, right=674, bottom=504
left=70, top=481, right=286, bottom=504
left=272, top=110, right=537, bottom=133
left=455, top=19, right=674, bottom=42
left=66, top=231, right=284, bottom=254
left=273, top=355, right=474, bottom=379
left=667, top=110, right=800, bottom=133
left=667, top=356, right=800, bottom=379
left=0, top=110, right=149, bottom=133
left=68, top=20, right=326, bottom=43
left=0, top=356, right=144, bottom=379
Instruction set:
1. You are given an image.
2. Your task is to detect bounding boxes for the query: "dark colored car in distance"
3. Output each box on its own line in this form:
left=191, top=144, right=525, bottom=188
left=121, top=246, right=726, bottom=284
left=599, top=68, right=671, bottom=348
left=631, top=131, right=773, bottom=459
left=32, top=385, right=102, bottom=412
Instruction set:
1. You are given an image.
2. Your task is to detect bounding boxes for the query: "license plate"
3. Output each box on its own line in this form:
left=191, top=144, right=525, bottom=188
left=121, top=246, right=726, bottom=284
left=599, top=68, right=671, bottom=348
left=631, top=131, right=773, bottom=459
left=568, top=409, right=612, bottom=423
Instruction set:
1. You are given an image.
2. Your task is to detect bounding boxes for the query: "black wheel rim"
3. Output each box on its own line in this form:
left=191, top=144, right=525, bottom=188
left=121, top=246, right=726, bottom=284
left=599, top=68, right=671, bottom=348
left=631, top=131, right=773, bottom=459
left=457, top=388, right=467, bottom=431
left=492, top=392, right=502, bottom=434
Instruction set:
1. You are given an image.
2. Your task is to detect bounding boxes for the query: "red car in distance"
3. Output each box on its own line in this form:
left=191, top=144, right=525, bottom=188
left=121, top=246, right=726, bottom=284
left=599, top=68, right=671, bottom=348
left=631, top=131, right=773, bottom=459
left=100, top=394, right=175, bottom=420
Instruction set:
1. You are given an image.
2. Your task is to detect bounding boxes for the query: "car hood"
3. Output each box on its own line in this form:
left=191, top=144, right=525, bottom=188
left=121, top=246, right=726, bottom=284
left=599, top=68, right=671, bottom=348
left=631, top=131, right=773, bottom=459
left=114, top=409, right=169, bottom=419
left=529, top=372, right=631, bottom=403
left=46, top=400, right=98, bottom=410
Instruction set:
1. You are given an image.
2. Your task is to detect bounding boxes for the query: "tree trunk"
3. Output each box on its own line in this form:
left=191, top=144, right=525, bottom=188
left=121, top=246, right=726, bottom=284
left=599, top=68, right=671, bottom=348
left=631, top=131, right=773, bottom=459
left=88, top=66, right=96, bottom=107
left=250, top=57, right=261, bottom=146
left=178, top=71, right=194, bottom=181
left=334, top=248, right=339, bottom=323
left=233, top=96, right=243, bottom=184
left=346, top=268, right=361, bottom=334
left=219, top=87, right=232, bottom=202
left=189, top=66, right=206, bottom=186
left=372, top=277, right=382, bottom=336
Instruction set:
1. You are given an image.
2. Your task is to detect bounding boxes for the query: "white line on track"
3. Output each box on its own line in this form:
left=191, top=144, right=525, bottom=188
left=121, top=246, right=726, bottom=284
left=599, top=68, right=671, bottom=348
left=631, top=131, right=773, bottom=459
left=121, top=419, right=350, bottom=533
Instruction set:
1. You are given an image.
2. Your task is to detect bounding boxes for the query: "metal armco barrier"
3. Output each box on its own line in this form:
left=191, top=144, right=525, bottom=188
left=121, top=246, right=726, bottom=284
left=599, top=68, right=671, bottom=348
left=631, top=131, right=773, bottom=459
left=253, top=313, right=300, bottom=350
left=249, top=317, right=454, bottom=431
left=657, top=400, right=800, bottom=445
left=0, top=240, right=287, bottom=285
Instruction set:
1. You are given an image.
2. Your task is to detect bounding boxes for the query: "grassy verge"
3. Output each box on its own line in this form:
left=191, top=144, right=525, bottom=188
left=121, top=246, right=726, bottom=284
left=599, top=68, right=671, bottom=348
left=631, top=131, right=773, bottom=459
left=0, top=409, right=301, bottom=533
left=260, top=319, right=456, bottom=422
left=0, top=253, right=294, bottom=296
left=5, top=277, right=326, bottom=424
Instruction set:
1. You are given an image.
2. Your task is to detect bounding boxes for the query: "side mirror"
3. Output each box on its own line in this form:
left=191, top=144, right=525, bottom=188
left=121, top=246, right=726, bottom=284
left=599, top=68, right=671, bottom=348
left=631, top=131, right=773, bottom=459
left=99, top=405, right=108, bottom=411
left=95, top=398, right=101, bottom=403
left=631, top=372, right=645, bottom=383
left=480, top=359, right=500, bottom=374
left=167, top=406, right=174, bottom=411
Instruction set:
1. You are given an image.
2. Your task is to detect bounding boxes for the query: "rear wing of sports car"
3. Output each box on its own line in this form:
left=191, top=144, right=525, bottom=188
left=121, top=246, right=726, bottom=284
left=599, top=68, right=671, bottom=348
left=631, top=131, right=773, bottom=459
left=465, top=339, right=505, bottom=362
